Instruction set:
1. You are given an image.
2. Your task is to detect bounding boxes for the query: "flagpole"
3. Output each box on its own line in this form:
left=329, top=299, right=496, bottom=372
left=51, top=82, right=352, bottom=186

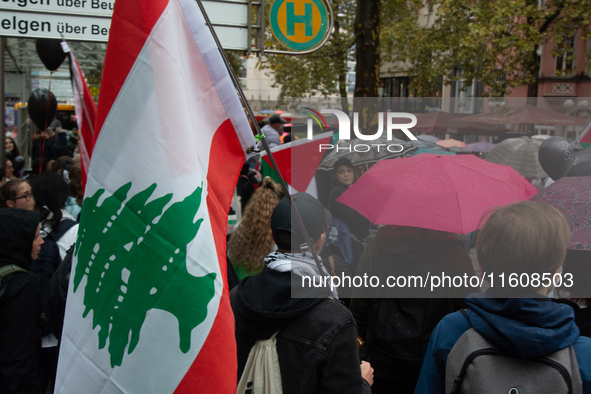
left=195, top=0, right=331, bottom=296
left=60, top=37, right=95, bottom=139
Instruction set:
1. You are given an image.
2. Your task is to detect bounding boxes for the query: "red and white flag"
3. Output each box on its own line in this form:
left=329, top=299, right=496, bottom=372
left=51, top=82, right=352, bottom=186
left=55, top=0, right=255, bottom=393
left=260, top=131, right=333, bottom=197
left=579, top=117, right=591, bottom=148
left=69, top=50, right=97, bottom=187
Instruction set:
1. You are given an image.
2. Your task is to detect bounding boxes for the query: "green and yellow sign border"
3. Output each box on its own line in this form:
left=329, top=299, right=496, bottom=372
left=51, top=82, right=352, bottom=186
left=269, top=0, right=329, bottom=52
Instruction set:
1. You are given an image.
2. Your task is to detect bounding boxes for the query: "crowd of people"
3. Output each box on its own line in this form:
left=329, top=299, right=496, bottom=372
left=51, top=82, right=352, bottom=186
left=1, top=126, right=83, bottom=393
left=1, top=122, right=591, bottom=394
left=228, top=157, right=591, bottom=394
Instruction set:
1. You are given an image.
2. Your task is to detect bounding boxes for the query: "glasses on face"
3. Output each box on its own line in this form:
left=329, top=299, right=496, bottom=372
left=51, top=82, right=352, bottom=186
left=14, top=192, right=33, bottom=202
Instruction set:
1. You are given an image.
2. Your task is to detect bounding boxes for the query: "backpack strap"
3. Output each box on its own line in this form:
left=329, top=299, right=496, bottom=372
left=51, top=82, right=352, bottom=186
left=47, top=219, right=77, bottom=243
left=0, top=264, right=38, bottom=280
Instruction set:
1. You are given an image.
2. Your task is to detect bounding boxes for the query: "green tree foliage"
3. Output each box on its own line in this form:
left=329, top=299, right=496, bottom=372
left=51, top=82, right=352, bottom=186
left=381, top=0, right=591, bottom=97
left=258, top=0, right=356, bottom=108
left=225, top=50, right=246, bottom=79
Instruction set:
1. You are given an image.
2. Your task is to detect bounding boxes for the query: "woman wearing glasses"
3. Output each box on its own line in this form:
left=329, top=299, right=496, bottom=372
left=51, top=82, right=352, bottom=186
left=1, top=179, right=35, bottom=210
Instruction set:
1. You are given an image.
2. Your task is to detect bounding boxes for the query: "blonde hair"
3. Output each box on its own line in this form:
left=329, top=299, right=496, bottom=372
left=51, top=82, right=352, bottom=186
left=228, top=177, right=285, bottom=273
left=477, top=201, right=571, bottom=281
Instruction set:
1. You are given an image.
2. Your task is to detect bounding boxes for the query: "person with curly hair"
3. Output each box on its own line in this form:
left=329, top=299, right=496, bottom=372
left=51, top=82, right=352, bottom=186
left=228, top=176, right=285, bottom=281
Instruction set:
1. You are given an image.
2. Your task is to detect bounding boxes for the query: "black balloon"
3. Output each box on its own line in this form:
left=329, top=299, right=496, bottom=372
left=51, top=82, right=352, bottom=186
left=12, top=156, right=25, bottom=172
left=538, top=137, right=575, bottom=180
left=4, top=149, right=12, bottom=161
left=567, top=146, right=591, bottom=177
left=36, top=39, right=67, bottom=71
left=28, top=89, right=57, bottom=131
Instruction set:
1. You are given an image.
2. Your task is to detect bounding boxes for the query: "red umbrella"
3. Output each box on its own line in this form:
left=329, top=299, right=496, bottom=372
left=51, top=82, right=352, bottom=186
left=456, top=105, right=588, bottom=126
left=337, top=154, right=538, bottom=234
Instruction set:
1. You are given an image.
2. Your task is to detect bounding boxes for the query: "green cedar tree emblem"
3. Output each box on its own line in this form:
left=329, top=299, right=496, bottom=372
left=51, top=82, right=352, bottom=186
left=73, top=183, right=216, bottom=367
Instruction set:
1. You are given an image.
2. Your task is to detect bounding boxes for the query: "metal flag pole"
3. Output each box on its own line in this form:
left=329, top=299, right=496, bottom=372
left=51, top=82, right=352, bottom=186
left=60, top=37, right=95, bottom=139
left=195, top=0, right=332, bottom=297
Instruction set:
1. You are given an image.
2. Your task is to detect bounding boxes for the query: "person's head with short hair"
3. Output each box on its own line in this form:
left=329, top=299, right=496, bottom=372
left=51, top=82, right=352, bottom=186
left=268, top=115, right=285, bottom=130
left=476, top=201, right=571, bottom=294
left=271, top=193, right=327, bottom=254
left=1, top=179, right=34, bottom=210
left=333, top=158, right=354, bottom=187
left=51, top=155, right=74, bottom=178
left=46, top=160, right=56, bottom=172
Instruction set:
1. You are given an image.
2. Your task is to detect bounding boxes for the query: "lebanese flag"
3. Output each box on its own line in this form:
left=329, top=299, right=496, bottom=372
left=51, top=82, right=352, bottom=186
left=260, top=131, right=332, bottom=196
left=55, top=0, right=255, bottom=393
left=69, top=50, right=97, bottom=188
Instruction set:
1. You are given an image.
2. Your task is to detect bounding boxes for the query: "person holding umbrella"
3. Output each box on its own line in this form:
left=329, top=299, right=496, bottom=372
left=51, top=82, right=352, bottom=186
left=336, top=154, right=540, bottom=393
left=328, top=158, right=371, bottom=270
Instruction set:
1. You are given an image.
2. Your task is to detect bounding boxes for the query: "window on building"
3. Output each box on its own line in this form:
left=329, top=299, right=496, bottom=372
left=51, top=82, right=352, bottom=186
left=347, top=73, right=356, bottom=93
left=454, top=78, right=475, bottom=113
left=554, top=36, right=576, bottom=77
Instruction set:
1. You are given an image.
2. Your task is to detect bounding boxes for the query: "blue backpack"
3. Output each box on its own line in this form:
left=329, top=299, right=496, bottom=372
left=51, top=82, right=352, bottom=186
left=327, top=190, right=354, bottom=265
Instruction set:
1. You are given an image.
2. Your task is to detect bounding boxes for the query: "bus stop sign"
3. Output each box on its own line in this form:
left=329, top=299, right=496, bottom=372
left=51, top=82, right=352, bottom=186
left=269, top=0, right=329, bottom=52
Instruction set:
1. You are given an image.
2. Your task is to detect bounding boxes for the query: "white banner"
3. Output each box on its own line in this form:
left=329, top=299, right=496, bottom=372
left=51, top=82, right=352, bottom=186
left=0, top=1, right=249, bottom=48
left=0, top=11, right=111, bottom=41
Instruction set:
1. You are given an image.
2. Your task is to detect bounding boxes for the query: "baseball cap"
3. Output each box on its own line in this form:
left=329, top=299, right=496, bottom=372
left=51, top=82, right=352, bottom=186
left=271, top=193, right=326, bottom=251
left=268, top=115, right=286, bottom=125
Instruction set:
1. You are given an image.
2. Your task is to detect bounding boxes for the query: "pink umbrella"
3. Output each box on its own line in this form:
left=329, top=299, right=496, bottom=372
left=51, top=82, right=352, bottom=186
left=337, top=154, right=538, bottom=234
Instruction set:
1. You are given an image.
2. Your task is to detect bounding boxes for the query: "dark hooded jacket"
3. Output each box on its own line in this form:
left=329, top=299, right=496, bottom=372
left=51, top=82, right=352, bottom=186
left=231, top=267, right=371, bottom=394
left=0, top=208, right=43, bottom=394
left=414, top=292, right=591, bottom=394
left=350, top=226, right=474, bottom=384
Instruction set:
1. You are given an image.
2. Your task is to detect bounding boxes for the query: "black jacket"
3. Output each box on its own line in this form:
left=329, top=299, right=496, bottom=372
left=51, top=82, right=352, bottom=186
left=231, top=267, right=371, bottom=394
left=350, top=226, right=473, bottom=383
left=0, top=209, right=43, bottom=394
left=329, top=185, right=370, bottom=239
left=32, top=134, right=61, bottom=162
